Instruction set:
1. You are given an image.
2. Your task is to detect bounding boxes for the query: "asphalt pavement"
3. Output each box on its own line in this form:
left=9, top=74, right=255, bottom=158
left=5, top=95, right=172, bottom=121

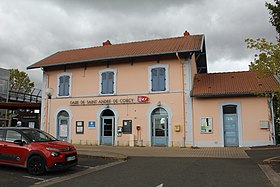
left=74, top=145, right=280, bottom=186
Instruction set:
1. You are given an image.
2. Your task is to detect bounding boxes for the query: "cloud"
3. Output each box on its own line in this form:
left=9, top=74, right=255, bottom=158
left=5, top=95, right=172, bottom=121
left=0, top=0, right=277, bottom=87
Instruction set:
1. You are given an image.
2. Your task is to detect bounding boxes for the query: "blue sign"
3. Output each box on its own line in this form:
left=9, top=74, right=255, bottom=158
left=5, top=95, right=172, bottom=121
left=88, top=121, right=96, bottom=128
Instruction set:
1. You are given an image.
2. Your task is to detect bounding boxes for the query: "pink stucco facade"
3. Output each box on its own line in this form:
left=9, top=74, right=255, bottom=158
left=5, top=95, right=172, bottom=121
left=43, top=55, right=190, bottom=147
left=192, top=97, right=274, bottom=147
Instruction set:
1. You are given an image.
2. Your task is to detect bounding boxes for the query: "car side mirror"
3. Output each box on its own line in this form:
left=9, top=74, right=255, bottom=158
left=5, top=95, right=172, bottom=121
left=14, top=140, right=25, bottom=146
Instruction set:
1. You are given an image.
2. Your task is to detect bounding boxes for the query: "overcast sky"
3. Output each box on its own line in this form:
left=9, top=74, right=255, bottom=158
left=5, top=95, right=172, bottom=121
left=0, top=0, right=277, bottom=88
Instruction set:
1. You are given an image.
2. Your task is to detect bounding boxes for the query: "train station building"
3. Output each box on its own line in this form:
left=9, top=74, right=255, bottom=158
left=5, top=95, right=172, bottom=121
left=28, top=31, right=279, bottom=147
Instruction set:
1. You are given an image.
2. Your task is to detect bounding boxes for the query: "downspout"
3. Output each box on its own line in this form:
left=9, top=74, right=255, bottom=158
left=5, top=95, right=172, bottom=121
left=176, top=52, right=186, bottom=147
left=41, top=68, right=48, bottom=132
left=269, top=95, right=276, bottom=145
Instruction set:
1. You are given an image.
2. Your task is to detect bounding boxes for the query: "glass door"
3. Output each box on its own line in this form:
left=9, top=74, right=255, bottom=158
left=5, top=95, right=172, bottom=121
left=152, top=115, right=168, bottom=146
left=101, top=117, right=114, bottom=145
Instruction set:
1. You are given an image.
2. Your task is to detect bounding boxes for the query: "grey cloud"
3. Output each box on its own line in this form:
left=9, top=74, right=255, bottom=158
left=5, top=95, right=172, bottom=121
left=0, top=0, right=277, bottom=87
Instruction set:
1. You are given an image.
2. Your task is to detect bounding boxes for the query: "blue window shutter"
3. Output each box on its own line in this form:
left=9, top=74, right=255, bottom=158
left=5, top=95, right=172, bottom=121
left=108, top=72, right=114, bottom=94
left=101, top=72, right=107, bottom=94
left=151, top=68, right=158, bottom=91
left=59, top=76, right=64, bottom=96
left=64, top=76, right=70, bottom=96
left=158, top=68, right=166, bottom=91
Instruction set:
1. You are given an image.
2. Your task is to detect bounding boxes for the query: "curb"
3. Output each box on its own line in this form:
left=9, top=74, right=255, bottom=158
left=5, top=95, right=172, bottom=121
left=263, top=156, right=280, bottom=164
left=77, top=150, right=128, bottom=161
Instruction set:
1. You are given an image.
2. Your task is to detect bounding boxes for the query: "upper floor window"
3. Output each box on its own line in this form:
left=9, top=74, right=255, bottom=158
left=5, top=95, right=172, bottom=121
left=99, top=69, right=116, bottom=95
left=58, top=73, right=71, bottom=97
left=149, top=65, right=168, bottom=92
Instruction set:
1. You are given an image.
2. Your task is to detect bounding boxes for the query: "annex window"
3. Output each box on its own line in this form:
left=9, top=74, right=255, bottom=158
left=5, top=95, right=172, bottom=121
left=99, top=69, right=116, bottom=95
left=57, top=73, right=71, bottom=97
left=149, top=65, right=168, bottom=92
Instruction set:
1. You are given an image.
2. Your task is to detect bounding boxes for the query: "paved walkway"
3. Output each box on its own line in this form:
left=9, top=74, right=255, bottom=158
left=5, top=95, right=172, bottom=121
left=76, top=145, right=250, bottom=159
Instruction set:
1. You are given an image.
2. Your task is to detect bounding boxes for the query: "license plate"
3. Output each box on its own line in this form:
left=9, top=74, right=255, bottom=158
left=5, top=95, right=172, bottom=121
left=66, top=155, right=76, bottom=161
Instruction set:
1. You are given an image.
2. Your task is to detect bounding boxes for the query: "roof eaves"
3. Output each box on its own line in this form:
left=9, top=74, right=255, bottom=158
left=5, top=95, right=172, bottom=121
left=191, top=92, right=257, bottom=98
left=27, top=49, right=201, bottom=69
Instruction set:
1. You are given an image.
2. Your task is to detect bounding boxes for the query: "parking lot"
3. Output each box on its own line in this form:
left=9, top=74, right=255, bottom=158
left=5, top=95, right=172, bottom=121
left=0, top=156, right=114, bottom=187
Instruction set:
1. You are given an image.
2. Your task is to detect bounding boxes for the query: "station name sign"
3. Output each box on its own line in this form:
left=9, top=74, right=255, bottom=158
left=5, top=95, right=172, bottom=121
left=70, top=96, right=149, bottom=106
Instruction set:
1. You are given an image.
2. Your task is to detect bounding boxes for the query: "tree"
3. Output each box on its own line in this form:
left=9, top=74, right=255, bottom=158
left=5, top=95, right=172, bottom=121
left=266, top=0, right=280, bottom=40
left=245, top=0, right=280, bottom=144
left=10, top=69, right=34, bottom=93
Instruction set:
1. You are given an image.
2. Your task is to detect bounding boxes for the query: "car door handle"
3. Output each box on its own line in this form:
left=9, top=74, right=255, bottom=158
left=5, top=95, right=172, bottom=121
left=3, top=145, right=8, bottom=148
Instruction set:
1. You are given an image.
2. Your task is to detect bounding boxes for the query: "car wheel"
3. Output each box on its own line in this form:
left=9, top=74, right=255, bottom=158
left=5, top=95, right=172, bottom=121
left=27, top=156, right=46, bottom=175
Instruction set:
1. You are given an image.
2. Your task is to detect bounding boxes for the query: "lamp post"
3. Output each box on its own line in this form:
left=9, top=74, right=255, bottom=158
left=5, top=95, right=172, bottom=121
left=46, top=88, right=53, bottom=133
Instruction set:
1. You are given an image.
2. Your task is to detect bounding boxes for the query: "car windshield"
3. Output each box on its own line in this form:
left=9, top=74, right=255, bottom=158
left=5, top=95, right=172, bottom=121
left=21, top=129, right=57, bottom=142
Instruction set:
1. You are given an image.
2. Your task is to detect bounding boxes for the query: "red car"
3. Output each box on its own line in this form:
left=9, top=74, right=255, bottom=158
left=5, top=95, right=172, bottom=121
left=0, top=127, right=77, bottom=175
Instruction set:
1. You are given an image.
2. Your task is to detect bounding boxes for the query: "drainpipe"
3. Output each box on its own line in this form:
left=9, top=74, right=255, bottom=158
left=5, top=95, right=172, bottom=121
left=269, top=95, right=276, bottom=145
left=176, top=52, right=186, bottom=147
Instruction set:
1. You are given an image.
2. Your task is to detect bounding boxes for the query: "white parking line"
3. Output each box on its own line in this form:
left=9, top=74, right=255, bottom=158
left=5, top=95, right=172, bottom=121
left=34, top=177, right=59, bottom=185
left=22, top=176, right=45, bottom=181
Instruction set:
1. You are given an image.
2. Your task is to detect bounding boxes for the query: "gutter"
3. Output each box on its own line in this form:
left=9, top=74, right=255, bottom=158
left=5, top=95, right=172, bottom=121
left=27, top=49, right=201, bottom=70
left=191, top=92, right=262, bottom=98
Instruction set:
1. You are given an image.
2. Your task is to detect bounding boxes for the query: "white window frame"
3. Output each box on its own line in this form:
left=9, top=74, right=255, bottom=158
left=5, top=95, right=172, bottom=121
left=148, top=64, right=169, bottom=93
left=57, top=72, right=72, bottom=98
left=99, top=69, right=117, bottom=95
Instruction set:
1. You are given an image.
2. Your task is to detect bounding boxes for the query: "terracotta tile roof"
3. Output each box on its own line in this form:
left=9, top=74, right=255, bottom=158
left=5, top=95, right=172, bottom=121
left=28, top=35, right=203, bottom=69
left=192, top=71, right=279, bottom=97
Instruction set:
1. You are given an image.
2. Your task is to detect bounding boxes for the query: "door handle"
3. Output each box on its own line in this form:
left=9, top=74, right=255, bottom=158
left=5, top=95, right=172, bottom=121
left=3, top=145, right=8, bottom=148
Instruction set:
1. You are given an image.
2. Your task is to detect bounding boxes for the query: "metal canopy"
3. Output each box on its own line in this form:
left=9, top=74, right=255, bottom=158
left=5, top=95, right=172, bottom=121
left=0, top=102, right=41, bottom=110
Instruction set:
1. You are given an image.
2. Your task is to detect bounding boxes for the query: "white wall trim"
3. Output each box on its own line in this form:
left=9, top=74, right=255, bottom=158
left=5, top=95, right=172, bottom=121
left=146, top=103, right=173, bottom=147
left=148, top=64, right=169, bottom=93
left=96, top=105, right=119, bottom=145
left=40, top=72, right=47, bottom=131
left=219, top=102, right=243, bottom=147
left=57, top=72, right=72, bottom=98
left=184, top=57, right=193, bottom=146
left=54, top=107, right=73, bottom=142
left=99, top=68, right=117, bottom=96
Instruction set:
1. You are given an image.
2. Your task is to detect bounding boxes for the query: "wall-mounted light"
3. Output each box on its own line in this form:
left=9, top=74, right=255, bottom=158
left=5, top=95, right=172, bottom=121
left=157, top=101, right=161, bottom=106
left=46, top=88, right=54, bottom=99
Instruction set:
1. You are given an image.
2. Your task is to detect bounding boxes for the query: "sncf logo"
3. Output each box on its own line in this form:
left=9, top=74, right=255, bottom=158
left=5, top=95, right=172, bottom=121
left=137, top=96, right=149, bottom=103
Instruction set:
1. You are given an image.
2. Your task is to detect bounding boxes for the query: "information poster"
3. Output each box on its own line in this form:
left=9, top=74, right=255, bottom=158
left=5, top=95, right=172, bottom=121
left=200, top=117, right=213, bottom=133
left=59, top=124, right=68, bottom=137
left=76, top=121, right=84, bottom=134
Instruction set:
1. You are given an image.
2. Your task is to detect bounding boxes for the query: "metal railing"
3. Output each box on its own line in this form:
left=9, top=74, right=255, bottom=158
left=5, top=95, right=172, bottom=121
left=8, top=88, right=41, bottom=103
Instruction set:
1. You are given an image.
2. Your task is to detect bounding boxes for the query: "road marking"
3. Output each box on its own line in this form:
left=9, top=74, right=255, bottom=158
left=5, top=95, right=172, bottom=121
left=156, top=184, right=164, bottom=187
left=28, top=160, right=126, bottom=187
left=23, top=176, right=45, bottom=181
left=34, top=177, right=59, bottom=185
left=76, top=164, right=92, bottom=169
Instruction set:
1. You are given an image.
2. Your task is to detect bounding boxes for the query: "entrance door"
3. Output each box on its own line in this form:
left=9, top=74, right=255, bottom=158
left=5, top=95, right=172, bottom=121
left=57, top=111, right=69, bottom=141
left=223, top=105, right=239, bottom=146
left=151, top=107, right=168, bottom=147
left=101, top=117, right=114, bottom=145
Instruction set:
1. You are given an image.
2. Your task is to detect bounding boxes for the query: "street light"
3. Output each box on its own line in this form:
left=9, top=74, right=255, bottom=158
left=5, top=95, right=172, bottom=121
left=46, top=88, right=53, bottom=133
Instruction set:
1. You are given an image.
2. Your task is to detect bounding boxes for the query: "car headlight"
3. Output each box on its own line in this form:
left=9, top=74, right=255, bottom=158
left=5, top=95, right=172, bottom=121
left=50, top=152, right=60, bottom=157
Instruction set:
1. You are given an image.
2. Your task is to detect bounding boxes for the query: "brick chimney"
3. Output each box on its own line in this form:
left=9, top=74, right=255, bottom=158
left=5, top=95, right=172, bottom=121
left=103, top=40, right=112, bottom=46
left=184, top=30, right=190, bottom=36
